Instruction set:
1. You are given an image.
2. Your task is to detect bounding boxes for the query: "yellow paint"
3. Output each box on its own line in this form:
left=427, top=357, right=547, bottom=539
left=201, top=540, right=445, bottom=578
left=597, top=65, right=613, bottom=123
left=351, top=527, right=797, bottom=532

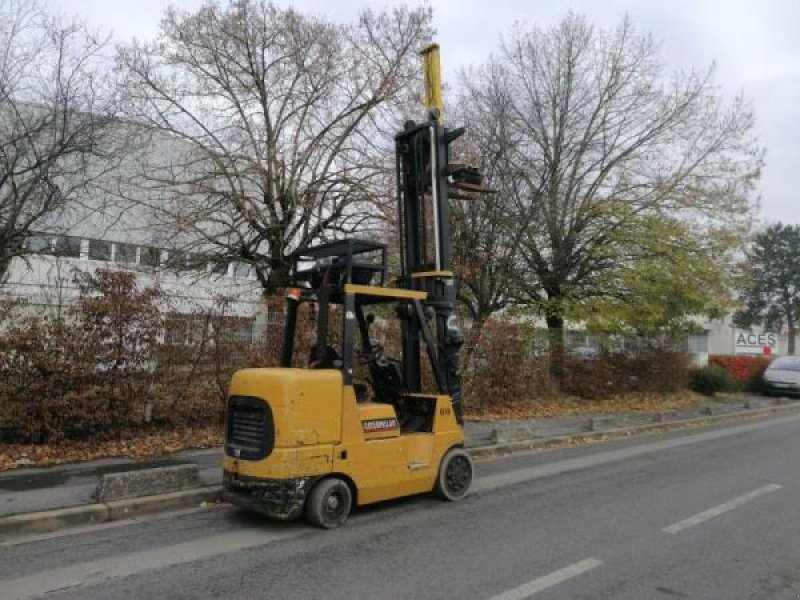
left=223, top=370, right=465, bottom=508
left=229, top=368, right=342, bottom=447
left=420, top=43, right=443, bottom=123
left=410, top=270, right=454, bottom=278
left=343, top=283, right=427, bottom=300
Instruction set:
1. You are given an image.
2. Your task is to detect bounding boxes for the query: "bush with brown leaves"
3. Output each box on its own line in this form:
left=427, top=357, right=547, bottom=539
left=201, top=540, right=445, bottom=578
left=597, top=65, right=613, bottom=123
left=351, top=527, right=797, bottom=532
left=462, top=320, right=691, bottom=406
left=0, top=270, right=165, bottom=442
left=0, top=276, right=294, bottom=442
left=0, top=274, right=694, bottom=444
left=561, top=343, right=691, bottom=400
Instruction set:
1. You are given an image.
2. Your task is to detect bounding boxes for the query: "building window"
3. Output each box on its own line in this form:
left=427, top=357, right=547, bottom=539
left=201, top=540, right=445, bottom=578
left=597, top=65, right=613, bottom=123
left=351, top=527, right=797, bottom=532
left=688, top=334, right=709, bottom=353
left=165, top=318, right=187, bottom=345
left=232, top=319, right=254, bottom=343
left=26, top=234, right=52, bottom=253
left=53, top=235, right=81, bottom=258
left=187, top=318, right=209, bottom=344
left=115, top=243, right=138, bottom=265
left=165, top=251, right=184, bottom=271
left=211, top=260, right=229, bottom=277
left=88, top=240, right=112, bottom=261
left=266, top=309, right=283, bottom=325
left=186, top=254, right=207, bottom=273
left=165, top=317, right=208, bottom=345
left=233, top=261, right=253, bottom=279
left=141, top=247, right=162, bottom=268
left=208, top=317, right=255, bottom=344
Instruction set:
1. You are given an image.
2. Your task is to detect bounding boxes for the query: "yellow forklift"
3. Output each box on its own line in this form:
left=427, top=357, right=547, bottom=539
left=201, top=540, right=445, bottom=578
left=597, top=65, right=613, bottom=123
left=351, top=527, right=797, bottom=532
left=222, top=45, right=483, bottom=528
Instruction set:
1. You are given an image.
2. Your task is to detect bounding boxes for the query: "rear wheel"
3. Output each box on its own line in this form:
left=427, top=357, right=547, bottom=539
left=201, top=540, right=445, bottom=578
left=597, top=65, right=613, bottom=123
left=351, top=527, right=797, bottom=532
left=434, top=448, right=473, bottom=501
left=306, top=477, right=352, bottom=529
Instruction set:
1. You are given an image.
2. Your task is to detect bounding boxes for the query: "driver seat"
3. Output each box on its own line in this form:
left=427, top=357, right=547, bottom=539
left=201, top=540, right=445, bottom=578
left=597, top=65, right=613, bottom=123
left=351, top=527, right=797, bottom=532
left=309, top=345, right=342, bottom=369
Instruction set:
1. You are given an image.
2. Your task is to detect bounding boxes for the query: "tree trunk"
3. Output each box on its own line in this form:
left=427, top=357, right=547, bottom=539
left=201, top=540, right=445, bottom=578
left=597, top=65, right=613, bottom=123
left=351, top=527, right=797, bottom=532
left=258, top=258, right=291, bottom=296
left=0, top=250, right=15, bottom=284
left=788, top=322, right=796, bottom=355
left=546, top=313, right=566, bottom=384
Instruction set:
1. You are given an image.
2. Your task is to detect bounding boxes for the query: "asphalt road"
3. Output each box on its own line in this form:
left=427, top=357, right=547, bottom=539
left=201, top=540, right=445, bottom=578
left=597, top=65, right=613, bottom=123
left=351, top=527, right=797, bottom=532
left=2, top=413, right=800, bottom=600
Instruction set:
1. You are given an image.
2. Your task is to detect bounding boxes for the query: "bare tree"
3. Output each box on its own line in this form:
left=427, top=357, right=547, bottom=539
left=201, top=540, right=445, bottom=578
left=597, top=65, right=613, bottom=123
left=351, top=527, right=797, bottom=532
left=448, top=93, right=522, bottom=360
left=460, top=14, right=762, bottom=354
left=0, top=0, right=119, bottom=281
left=117, top=0, right=432, bottom=293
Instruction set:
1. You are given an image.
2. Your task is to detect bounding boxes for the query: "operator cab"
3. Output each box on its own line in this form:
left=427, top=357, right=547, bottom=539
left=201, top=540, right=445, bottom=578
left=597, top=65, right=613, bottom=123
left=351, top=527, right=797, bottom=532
left=282, top=239, right=442, bottom=433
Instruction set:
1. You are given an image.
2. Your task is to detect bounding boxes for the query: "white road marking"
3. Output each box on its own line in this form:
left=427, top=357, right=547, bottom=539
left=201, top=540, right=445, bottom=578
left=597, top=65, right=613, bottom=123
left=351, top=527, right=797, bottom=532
left=486, top=558, right=603, bottom=600
left=662, top=484, right=783, bottom=534
left=2, top=528, right=296, bottom=600
left=473, top=415, right=800, bottom=494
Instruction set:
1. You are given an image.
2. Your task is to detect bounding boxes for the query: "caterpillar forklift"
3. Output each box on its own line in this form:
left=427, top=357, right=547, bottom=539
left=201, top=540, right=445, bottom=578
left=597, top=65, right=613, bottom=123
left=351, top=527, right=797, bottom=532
left=222, top=44, right=483, bottom=528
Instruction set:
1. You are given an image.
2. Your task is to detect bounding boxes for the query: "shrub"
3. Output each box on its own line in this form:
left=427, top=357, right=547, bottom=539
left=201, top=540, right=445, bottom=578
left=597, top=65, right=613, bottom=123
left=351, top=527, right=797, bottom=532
left=0, top=270, right=163, bottom=442
left=0, top=276, right=297, bottom=443
left=462, top=319, right=555, bottom=409
left=462, top=323, right=691, bottom=407
left=689, top=365, right=733, bottom=396
left=709, top=355, right=771, bottom=384
left=561, top=342, right=691, bottom=400
left=747, top=370, right=767, bottom=395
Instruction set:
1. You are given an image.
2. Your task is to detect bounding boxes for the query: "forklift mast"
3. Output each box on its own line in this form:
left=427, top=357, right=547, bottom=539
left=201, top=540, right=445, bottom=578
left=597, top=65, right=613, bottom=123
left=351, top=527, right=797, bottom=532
left=279, top=44, right=481, bottom=425
left=394, top=44, right=479, bottom=422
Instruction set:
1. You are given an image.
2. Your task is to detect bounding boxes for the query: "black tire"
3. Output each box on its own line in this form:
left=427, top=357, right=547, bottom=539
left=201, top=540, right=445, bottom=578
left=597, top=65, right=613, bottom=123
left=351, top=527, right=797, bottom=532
left=434, top=448, right=473, bottom=501
left=305, top=477, right=352, bottom=529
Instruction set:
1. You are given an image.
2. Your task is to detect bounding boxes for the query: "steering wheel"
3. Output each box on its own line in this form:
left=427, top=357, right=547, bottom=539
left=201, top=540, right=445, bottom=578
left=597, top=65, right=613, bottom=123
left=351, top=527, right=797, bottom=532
left=358, top=343, right=384, bottom=364
left=309, top=344, right=342, bottom=369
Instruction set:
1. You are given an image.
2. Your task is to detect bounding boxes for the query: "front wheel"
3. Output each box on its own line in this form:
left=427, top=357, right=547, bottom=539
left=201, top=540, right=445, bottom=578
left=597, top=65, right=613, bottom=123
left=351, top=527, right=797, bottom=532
left=305, top=477, right=352, bottom=529
left=434, top=448, right=473, bottom=501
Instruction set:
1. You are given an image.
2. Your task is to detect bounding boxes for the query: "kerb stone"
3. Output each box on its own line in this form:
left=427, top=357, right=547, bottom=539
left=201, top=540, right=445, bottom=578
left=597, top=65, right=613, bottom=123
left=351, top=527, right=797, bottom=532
left=490, top=424, right=536, bottom=445
left=94, top=464, right=201, bottom=502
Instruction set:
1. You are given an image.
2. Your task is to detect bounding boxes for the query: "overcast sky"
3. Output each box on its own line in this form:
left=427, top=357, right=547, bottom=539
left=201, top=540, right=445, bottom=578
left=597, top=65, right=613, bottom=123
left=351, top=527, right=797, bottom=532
left=47, top=0, right=800, bottom=225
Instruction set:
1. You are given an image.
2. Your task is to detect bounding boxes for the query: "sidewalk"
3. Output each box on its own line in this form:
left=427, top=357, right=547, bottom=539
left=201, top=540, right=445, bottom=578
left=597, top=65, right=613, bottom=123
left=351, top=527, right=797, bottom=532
left=0, top=448, right=222, bottom=519
left=1, top=394, right=798, bottom=535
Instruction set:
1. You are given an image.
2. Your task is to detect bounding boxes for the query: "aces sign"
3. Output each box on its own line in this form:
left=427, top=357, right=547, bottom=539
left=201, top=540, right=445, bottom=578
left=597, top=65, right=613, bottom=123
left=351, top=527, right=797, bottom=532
left=734, top=331, right=777, bottom=355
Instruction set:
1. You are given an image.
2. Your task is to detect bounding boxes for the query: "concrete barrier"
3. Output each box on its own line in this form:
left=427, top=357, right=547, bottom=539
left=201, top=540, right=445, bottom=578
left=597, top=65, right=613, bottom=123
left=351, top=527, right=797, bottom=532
left=490, top=424, right=535, bottom=444
left=590, top=417, right=617, bottom=431
left=655, top=411, right=678, bottom=422
left=94, top=464, right=201, bottom=502
left=745, top=398, right=772, bottom=410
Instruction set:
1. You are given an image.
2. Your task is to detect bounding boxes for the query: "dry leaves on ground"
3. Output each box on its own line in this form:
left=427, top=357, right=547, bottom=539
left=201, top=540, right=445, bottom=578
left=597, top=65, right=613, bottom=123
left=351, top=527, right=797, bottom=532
left=465, top=391, right=724, bottom=422
left=0, top=425, right=224, bottom=471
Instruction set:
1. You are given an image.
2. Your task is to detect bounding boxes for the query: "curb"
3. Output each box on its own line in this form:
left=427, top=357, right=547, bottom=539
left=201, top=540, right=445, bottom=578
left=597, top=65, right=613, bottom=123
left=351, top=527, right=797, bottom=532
left=0, top=486, right=221, bottom=539
left=3, top=400, right=799, bottom=540
left=468, top=400, right=800, bottom=460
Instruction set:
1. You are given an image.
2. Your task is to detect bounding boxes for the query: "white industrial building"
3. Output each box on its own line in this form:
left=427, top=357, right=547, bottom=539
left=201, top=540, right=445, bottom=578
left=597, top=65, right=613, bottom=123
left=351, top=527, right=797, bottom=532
left=2, top=124, right=275, bottom=343
left=690, top=316, right=798, bottom=365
